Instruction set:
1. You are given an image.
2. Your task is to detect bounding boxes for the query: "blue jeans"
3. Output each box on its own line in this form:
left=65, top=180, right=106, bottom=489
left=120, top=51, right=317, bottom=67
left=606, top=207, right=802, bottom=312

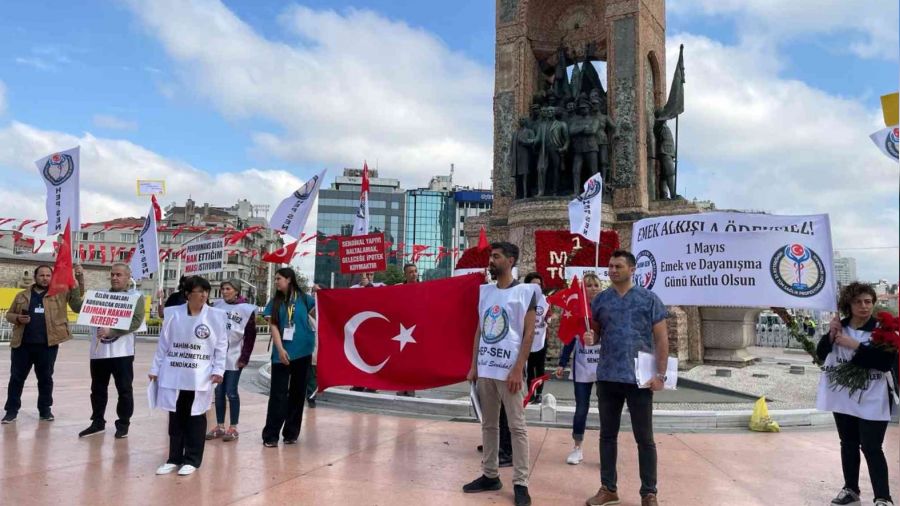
left=214, top=369, right=242, bottom=425
left=572, top=381, right=594, bottom=442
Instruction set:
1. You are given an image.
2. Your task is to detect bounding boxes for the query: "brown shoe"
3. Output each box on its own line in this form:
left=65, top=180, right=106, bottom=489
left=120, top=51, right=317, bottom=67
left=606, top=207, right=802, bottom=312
left=586, top=486, right=620, bottom=506
left=641, top=493, right=658, bottom=506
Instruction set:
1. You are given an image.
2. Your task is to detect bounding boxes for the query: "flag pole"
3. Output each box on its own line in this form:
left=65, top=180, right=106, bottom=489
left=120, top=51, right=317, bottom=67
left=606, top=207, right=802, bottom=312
left=674, top=113, right=679, bottom=197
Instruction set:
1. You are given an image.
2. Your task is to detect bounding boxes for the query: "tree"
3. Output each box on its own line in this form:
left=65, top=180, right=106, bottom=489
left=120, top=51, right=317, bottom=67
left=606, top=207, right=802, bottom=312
left=375, top=265, right=405, bottom=286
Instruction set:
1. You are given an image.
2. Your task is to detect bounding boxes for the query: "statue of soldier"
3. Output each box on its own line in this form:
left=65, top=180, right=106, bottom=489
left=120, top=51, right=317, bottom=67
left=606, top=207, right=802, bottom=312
left=509, top=117, right=535, bottom=199
left=543, top=107, right=569, bottom=196
left=655, top=118, right=678, bottom=199
left=567, top=95, right=600, bottom=194
left=590, top=95, right=617, bottom=188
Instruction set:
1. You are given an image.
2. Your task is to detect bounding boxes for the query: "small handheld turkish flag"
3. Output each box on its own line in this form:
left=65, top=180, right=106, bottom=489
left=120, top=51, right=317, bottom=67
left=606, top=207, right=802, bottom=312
left=261, top=239, right=299, bottom=264
left=546, top=276, right=588, bottom=345
left=477, top=226, right=489, bottom=251
left=316, top=273, right=481, bottom=391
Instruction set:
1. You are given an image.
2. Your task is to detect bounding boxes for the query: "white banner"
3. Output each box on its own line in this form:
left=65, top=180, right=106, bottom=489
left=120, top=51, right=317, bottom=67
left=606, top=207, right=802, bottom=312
left=129, top=201, right=159, bottom=280
left=630, top=212, right=836, bottom=310
left=183, top=237, right=225, bottom=276
left=568, top=172, right=603, bottom=241
left=869, top=125, right=899, bottom=162
left=352, top=190, right=369, bottom=236
left=137, top=179, right=166, bottom=196
left=269, top=169, right=326, bottom=237
left=35, top=146, right=80, bottom=233
left=76, top=290, right=141, bottom=330
left=565, top=266, right=610, bottom=282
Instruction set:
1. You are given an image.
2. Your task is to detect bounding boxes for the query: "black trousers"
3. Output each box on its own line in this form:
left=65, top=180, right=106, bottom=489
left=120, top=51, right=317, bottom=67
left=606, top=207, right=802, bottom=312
left=526, top=347, right=547, bottom=398
left=167, top=391, right=207, bottom=467
left=4, top=343, right=58, bottom=417
left=597, top=381, right=657, bottom=497
left=263, top=355, right=312, bottom=443
left=89, top=356, right=134, bottom=428
left=833, top=412, right=892, bottom=501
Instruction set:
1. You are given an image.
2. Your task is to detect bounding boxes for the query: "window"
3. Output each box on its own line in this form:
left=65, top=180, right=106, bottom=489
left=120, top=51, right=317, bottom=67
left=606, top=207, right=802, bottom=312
left=80, top=232, right=89, bottom=241
left=120, top=233, right=136, bottom=243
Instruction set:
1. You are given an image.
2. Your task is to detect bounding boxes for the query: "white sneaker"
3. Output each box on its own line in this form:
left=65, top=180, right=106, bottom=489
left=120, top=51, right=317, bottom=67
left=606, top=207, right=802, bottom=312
left=177, top=464, right=197, bottom=476
left=155, top=463, right=177, bottom=475
left=873, top=500, right=893, bottom=506
left=566, top=446, right=583, bottom=465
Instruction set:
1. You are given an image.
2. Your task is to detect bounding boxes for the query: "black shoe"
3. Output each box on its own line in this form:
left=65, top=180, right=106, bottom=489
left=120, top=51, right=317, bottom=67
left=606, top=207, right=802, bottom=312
left=514, top=485, right=532, bottom=506
left=114, top=424, right=129, bottom=439
left=263, top=440, right=278, bottom=448
left=39, top=412, right=55, bottom=422
left=307, top=398, right=316, bottom=409
left=283, top=438, right=298, bottom=445
left=498, top=456, right=513, bottom=468
left=79, top=424, right=105, bottom=438
left=1, top=413, right=16, bottom=424
left=462, top=475, right=502, bottom=493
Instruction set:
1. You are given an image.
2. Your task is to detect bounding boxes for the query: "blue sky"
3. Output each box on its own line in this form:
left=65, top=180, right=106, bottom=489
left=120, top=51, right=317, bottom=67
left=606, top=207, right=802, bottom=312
left=0, top=0, right=897, bottom=281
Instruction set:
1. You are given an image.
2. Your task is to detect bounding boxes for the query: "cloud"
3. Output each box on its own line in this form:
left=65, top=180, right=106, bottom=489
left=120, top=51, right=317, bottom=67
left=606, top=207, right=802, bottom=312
left=15, top=56, right=53, bottom=71
left=123, top=0, right=493, bottom=187
left=668, top=33, right=899, bottom=282
left=669, top=0, right=899, bottom=61
left=92, top=114, right=139, bottom=131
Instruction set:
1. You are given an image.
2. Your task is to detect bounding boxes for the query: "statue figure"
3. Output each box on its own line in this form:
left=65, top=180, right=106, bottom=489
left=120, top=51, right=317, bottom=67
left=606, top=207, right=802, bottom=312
left=564, top=98, right=576, bottom=119
left=646, top=111, right=657, bottom=199
left=509, top=117, right=535, bottom=199
left=654, top=118, right=678, bottom=199
left=567, top=95, right=600, bottom=194
left=544, top=107, right=569, bottom=196
left=590, top=95, right=617, bottom=188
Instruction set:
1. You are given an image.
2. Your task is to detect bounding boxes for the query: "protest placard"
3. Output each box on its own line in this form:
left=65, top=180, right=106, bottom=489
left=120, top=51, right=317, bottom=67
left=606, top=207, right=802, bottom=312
left=183, top=237, right=225, bottom=276
left=338, top=232, right=386, bottom=274
left=76, top=290, right=142, bottom=330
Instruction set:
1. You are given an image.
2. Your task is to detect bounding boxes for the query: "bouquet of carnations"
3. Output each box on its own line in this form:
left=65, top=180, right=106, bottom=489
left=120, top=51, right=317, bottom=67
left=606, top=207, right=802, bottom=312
left=825, top=312, right=900, bottom=399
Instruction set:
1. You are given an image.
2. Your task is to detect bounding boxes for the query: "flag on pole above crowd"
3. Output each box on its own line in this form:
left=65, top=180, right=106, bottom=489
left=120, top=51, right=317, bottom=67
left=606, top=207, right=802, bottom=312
left=568, top=172, right=604, bottom=242
left=36, top=146, right=80, bottom=234
left=129, top=199, right=159, bottom=280
left=656, top=44, right=685, bottom=121
left=269, top=168, right=326, bottom=238
left=870, top=126, right=899, bottom=162
left=46, top=220, right=76, bottom=298
left=352, top=162, right=370, bottom=236
left=262, top=238, right=300, bottom=264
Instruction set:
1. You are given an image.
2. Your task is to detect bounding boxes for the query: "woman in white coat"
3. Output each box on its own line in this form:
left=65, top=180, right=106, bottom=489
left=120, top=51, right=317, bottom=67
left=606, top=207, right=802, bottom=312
left=149, top=276, right=227, bottom=476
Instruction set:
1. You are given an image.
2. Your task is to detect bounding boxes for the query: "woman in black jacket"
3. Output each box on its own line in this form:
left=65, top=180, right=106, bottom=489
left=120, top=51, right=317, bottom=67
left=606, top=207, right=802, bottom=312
left=816, top=282, right=897, bottom=506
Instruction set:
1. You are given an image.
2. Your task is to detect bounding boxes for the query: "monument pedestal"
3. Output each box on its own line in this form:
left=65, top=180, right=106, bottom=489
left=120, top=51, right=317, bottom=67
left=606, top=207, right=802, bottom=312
left=700, top=307, right=760, bottom=366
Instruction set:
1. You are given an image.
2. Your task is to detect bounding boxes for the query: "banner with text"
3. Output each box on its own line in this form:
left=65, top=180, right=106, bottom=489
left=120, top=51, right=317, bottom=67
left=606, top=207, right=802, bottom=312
left=339, top=232, right=386, bottom=274
left=183, top=237, right=225, bottom=276
left=565, top=266, right=610, bottom=282
left=630, top=212, right=836, bottom=310
left=76, top=290, right=141, bottom=330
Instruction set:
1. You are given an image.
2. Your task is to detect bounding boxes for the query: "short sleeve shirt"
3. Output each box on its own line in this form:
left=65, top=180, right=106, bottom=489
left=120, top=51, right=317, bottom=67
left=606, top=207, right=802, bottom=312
left=263, top=292, right=316, bottom=362
left=591, top=286, right=668, bottom=384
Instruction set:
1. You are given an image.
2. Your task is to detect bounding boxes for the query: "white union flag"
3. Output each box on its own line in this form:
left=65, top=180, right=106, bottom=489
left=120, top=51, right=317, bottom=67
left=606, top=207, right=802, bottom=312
left=269, top=169, right=327, bottom=237
left=35, top=146, right=80, bottom=233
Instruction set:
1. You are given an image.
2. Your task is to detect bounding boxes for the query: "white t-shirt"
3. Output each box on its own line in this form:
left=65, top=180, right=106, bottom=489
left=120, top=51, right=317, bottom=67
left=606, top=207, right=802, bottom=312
left=150, top=304, right=228, bottom=393
left=571, top=339, right=602, bottom=383
left=816, top=325, right=892, bottom=421
left=476, top=282, right=540, bottom=381
left=212, top=299, right=256, bottom=371
left=530, top=294, right=549, bottom=353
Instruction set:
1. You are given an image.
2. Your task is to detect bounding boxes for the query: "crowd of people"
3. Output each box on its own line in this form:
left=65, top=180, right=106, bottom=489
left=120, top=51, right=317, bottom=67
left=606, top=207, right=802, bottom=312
left=1, top=243, right=896, bottom=505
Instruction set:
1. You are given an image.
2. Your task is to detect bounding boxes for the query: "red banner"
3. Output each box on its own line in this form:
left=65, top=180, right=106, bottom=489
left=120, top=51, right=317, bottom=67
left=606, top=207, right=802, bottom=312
left=338, top=232, right=386, bottom=274
left=534, top=230, right=620, bottom=290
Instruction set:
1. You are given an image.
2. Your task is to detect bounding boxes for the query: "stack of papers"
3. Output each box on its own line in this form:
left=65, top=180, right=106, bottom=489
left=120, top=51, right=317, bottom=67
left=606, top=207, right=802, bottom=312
left=634, top=351, right=678, bottom=390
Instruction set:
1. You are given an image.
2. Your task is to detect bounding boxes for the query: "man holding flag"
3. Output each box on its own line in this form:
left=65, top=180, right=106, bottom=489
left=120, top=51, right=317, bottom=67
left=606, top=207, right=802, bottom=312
left=3, top=221, right=84, bottom=424
left=463, top=241, right=538, bottom=506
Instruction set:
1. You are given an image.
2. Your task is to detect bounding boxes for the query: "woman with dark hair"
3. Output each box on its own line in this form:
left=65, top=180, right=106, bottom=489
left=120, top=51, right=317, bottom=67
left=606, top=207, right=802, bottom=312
left=817, top=282, right=897, bottom=506
left=149, top=276, right=227, bottom=476
left=261, top=267, right=316, bottom=447
left=524, top=272, right=549, bottom=404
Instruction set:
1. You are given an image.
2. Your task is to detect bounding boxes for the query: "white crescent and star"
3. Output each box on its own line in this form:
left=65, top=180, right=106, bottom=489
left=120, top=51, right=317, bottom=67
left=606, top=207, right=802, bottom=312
left=343, top=311, right=418, bottom=374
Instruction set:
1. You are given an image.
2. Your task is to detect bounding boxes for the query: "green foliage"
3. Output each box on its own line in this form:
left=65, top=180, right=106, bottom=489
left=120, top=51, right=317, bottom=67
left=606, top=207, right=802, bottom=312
left=375, top=265, right=405, bottom=286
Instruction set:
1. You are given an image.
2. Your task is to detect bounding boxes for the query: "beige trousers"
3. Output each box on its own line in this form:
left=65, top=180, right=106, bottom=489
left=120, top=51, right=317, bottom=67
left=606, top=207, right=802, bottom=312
left=477, top=378, right=529, bottom=486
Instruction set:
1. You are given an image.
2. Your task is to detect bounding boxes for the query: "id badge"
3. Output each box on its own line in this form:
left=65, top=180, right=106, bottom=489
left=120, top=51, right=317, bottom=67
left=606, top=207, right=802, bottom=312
left=282, top=326, right=295, bottom=342
left=34, top=306, right=45, bottom=314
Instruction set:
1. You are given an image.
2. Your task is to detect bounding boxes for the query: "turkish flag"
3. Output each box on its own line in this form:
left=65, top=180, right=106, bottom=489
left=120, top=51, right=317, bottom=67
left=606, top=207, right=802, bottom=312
left=151, top=194, right=162, bottom=222
left=477, top=225, right=489, bottom=251
left=47, top=220, right=76, bottom=297
left=316, top=273, right=482, bottom=391
left=546, top=276, right=588, bottom=345
left=261, top=239, right=299, bottom=263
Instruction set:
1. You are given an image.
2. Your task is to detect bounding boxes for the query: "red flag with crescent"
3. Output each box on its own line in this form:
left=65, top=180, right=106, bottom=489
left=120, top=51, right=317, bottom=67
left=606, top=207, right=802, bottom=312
left=546, top=276, right=588, bottom=345
left=261, top=239, right=299, bottom=264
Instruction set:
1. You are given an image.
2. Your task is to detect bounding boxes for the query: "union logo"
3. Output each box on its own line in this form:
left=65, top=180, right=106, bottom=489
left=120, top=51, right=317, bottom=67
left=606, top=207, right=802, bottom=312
left=578, top=177, right=602, bottom=201
left=42, top=153, right=75, bottom=186
left=481, top=304, right=510, bottom=344
left=769, top=244, right=826, bottom=297
left=194, top=324, right=211, bottom=339
left=293, top=175, right=319, bottom=200
left=886, top=127, right=899, bottom=159
left=632, top=250, right=657, bottom=289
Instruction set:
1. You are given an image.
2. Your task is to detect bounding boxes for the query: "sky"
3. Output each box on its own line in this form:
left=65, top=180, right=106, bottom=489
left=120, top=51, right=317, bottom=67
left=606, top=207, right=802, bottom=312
left=0, top=0, right=897, bottom=282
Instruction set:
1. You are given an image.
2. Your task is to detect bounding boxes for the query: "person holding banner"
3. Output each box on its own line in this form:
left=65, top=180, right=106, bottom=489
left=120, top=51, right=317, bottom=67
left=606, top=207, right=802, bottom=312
left=261, top=267, right=316, bottom=448
left=816, top=282, right=896, bottom=506
left=396, top=263, right=419, bottom=398
left=207, top=279, right=257, bottom=442
left=584, top=250, right=668, bottom=506
left=463, top=242, right=537, bottom=506
left=149, top=276, right=227, bottom=476
left=555, top=272, right=603, bottom=465
left=2, top=264, right=84, bottom=424
left=524, top=272, right=549, bottom=405
left=78, top=263, right=145, bottom=439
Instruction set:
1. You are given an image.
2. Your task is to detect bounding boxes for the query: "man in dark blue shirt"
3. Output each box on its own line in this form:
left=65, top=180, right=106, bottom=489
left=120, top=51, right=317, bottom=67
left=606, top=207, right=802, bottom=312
left=584, top=250, right=669, bottom=506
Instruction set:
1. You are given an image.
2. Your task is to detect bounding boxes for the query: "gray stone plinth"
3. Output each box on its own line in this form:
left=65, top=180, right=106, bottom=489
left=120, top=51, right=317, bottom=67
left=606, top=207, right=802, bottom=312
left=700, top=307, right=760, bottom=366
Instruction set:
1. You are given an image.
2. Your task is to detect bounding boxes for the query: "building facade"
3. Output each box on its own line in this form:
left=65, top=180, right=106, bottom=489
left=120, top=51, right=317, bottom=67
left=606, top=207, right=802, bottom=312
left=833, top=253, right=858, bottom=287
left=404, top=189, right=454, bottom=280
left=452, top=189, right=493, bottom=252
left=314, top=168, right=406, bottom=288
